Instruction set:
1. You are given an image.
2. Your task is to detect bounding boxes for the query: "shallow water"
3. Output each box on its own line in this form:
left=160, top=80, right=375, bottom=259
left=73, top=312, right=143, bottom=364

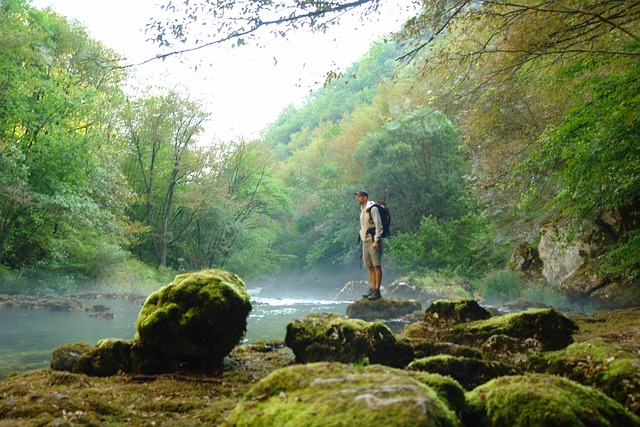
left=0, top=290, right=350, bottom=378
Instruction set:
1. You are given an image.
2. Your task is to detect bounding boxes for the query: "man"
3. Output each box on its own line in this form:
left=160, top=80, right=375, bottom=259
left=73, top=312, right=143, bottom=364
left=355, top=190, right=383, bottom=300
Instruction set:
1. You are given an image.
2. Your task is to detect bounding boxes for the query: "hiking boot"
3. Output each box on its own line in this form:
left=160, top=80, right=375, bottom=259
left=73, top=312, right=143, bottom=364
left=368, top=289, right=382, bottom=300
left=362, top=288, right=374, bottom=299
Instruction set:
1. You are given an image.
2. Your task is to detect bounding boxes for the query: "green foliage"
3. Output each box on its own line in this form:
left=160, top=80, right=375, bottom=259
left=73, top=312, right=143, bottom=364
left=601, top=229, right=640, bottom=281
left=522, top=58, right=640, bottom=220
left=0, top=1, right=128, bottom=273
left=476, top=271, right=523, bottom=304
left=355, top=107, right=469, bottom=233
left=262, top=39, right=405, bottom=154
left=389, top=214, right=488, bottom=275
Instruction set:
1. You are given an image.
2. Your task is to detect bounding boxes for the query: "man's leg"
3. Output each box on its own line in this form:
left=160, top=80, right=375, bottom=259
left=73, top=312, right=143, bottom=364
left=368, top=266, right=376, bottom=288
left=373, top=265, right=382, bottom=289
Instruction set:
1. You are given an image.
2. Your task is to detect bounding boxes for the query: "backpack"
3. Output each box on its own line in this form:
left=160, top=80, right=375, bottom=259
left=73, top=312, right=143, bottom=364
left=366, top=201, right=391, bottom=239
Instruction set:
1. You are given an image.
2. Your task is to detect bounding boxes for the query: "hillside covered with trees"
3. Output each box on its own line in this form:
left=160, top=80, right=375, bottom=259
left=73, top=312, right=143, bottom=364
left=1, top=0, right=638, bottom=307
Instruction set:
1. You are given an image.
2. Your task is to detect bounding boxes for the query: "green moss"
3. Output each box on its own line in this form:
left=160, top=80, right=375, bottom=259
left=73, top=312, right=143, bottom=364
left=134, top=269, right=252, bottom=371
left=464, top=374, right=640, bottom=427
left=285, top=312, right=414, bottom=368
left=439, top=308, right=577, bottom=350
left=229, top=362, right=461, bottom=427
left=407, top=371, right=466, bottom=415
left=409, top=355, right=521, bottom=390
left=528, top=338, right=640, bottom=415
left=424, top=299, right=491, bottom=325
left=346, top=298, right=423, bottom=321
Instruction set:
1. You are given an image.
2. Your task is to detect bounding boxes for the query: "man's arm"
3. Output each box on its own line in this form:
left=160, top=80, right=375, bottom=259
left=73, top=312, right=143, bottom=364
left=370, top=205, right=383, bottom=242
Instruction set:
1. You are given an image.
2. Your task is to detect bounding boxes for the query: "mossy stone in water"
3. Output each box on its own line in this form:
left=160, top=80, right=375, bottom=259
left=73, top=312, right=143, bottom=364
left=135, top=269, right=251, bottom=371
left=228, top=362, right=461, bottom=427
left=285, top=312, right=414, bottom=368
left=464, top=373, right=640, bottom=427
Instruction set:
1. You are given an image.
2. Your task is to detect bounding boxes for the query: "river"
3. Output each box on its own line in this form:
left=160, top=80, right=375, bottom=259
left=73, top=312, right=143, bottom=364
left=0, top=289, right=350, bottom=378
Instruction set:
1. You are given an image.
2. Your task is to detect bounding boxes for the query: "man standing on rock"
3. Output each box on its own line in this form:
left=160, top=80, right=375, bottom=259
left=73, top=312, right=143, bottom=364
left=355, top=190, right=383, bottom=300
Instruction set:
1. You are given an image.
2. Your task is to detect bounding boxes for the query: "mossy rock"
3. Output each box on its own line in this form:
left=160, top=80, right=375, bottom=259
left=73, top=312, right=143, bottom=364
left=424, top=299, right=491, bottom=326
left=439, top=308, right=578, bottom=351
left=401, top=321, right=440, bottom=340
left=464, top=373, right=640, bottom=427
left=73, top=339, right=134, bottom=377
left=346, top=298, right=422, bottom=321
left=482, top=334, right=543, bottom=366
left=408, top=338, right=482, bottom=359
left=50, top=342, right=94, bottom=372
left=408, top=354, right=521, bottom=390
left=285, top=312, right=414, bottom=368
left=527, top=338, right=640, bottom=415
left=135, top=269, right=251, bottom=371
left=227, top=362, right=461, bottom=427
left=406, top=371, right=467, bottom=415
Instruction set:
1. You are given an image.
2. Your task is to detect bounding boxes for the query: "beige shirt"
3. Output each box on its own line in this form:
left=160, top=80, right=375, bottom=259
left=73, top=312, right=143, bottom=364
left=359, top=200, right=383, bottom=242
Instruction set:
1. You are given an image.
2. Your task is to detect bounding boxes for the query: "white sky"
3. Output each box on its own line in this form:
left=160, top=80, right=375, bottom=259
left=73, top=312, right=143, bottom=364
left=31, top=0, right=415, bottom=142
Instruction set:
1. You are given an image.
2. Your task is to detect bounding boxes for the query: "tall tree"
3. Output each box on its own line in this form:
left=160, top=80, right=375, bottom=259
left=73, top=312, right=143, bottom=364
left=177, top=139, right=292, bottom=277
left=122, top=90, right=210, bottom=267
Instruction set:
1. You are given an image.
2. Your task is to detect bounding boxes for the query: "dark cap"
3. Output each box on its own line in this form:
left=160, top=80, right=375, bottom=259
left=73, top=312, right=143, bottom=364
left=354, top=190, right=368, bottom=197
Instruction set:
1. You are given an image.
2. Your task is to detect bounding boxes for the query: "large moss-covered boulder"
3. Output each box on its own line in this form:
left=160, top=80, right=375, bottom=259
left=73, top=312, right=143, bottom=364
left=227, top=362, right=462, bottom=427
left=285, top=312, right=414, bottom=368
left=528, top=338, right=640, bottom=416
left=408, top=355, right=521, bottom=390
left=135, top=269, right=252, bottom=371
left=346, top=298, right=422, bottom=321
left=439, top=308, right=578, bottom=351
left=464, top=374, right=640, bottom=427
left=424, top=299, right=492, bottom=326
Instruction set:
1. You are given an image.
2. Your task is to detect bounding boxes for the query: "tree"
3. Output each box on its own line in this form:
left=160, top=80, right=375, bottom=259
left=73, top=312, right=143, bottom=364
left=0, top=0, right=130, bottom=275
left=355, top=107, right=470, bottom=233
left=122, top=90, right=210, bottom=267
left=176, top=139, right=292, bottom=277
left=143, top=0, right=384, bottom=64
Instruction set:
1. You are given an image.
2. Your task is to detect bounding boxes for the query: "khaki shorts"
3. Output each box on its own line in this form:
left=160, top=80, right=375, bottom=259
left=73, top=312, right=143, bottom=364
left=362, top=237, right=382, bottom=268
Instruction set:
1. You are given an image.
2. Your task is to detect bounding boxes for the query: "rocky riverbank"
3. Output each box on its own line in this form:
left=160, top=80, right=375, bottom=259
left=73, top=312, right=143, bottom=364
left=1, top=305, right=638, bottom=426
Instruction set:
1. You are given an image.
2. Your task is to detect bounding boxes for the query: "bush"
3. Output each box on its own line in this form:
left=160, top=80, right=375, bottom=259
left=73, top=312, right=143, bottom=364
left=476, top=271, right=522, bottom=303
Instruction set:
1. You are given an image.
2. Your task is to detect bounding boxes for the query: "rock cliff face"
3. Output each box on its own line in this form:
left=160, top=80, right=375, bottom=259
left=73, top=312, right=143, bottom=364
left=516, top=211, right=640, bottom=309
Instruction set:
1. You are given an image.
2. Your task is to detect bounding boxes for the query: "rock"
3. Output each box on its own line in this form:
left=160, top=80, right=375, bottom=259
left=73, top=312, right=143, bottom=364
left=50, top=342, right=95, bottom=372
left=408, top=339, right=482, bottom=360
left=228, top=362, right=461, bottom=427
left=74, top=339, right=135, bottom=377
left=346, top=298, right=422, bottom=321
left=408, top=355, right=521, bottom=390
left=509, top=241, right=542, bottom=274
left=527, top=338, right=640, bottom=416
left=438, top=308, right=578, bottom=351
left=406, top=371, right=467, bottom=415
left=285, top=312, right=414, bottom=368
left=536, top=218, right=640, bottom=309
left=481, top=334, right=543, bottom=366
left=333, top=280, right=370, bottom=300
left=135, top=269, right=252, bottom=372
left=464, top=373, right=640, bottom=426
left=423, top=299, right=492, bottom=326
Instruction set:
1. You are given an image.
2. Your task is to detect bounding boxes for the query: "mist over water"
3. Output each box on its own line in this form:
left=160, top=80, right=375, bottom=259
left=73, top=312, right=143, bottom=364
left=0, top=288, right=350, bottom=378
